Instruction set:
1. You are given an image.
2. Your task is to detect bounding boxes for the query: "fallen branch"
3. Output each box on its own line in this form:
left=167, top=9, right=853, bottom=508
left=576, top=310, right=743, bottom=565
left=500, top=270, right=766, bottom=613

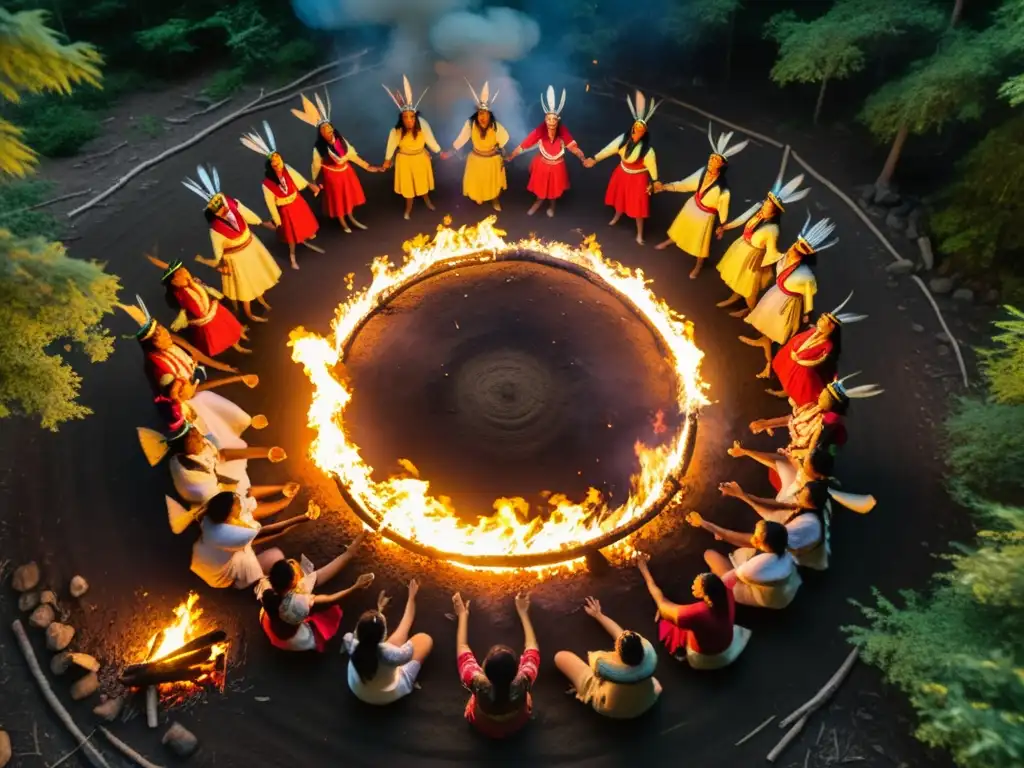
left=67, top=51, right=372, bottom=220
left=780, top=648, right=860, bottom=728
left=81, top=141, right=128, bottom=163
left=11, top=620, right=112, bottom=768
left=0, top=188, right=93, bottom=218
left=50, top=731, right=97, bottom=768
left=734, top=715, right=775, bottom=746
left=123, top=645, right=221, bottom=685
left=767, top=715, right=807, bottom=763
left=165, top=98, right=232, bottom=125
left=232, top=62, right=381, bottom=121
left=98, top=727, right=165, bottom=768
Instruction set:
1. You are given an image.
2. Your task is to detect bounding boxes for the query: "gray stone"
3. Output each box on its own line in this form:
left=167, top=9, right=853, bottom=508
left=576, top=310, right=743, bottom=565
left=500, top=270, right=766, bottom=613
left=886, top=211, right=907, bottom=231
left=93, top=696, right=124, bottom=722
left=28, top=604, right=56, bottom=629
left=893, top=200, right=915, bottom=216
left=952, top=288, right=974, bottom=302
left=856, top=184, right=875, bottom=202
left=70, top=672, right=99, bottom=701
left=69, top=575, right=89, bottom=598
left=928, top=277, right=954, bottom=294
left=18, top=591, right=40, bottom=612
left=937, top=344, right=950, bottom=356
left=935, top=332, right=952, bottom=344
left=856, top=197, right=872, bottom=211
left=912, top=323, right=925, bottom=332
left=163, top=723, right=199, bottom=758
left=905, top=221, right=919, bottom=240
left=874, top=186, right=901, bottom=206
left=885, top=259, right=915, bottom=275
left=918, top=237, right=935, bottom=270
left=12, top=562, right=39, bottom=592
left=46, top=622, right=74, bottom=651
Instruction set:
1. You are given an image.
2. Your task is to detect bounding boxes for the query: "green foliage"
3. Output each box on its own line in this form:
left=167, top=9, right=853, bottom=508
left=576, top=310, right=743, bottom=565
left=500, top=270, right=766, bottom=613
left=997, top=0, right=1024, bottom=104
left=0, top=179, right=58, bottom=239
left=562, top=1, right=627, bottom=61
left=132, top=114, right=163, bottom=139
left=202, top=68, right=246, bottom=100
left=944, top=397, right=1024, bottom=496
left=668, top=0, right=741, bottom=43
left=0, top=229, right=120, bottom=429
left=19, top=102, right=101, bottom=157
left=134, top=17, right=203, bottom=56
left=931, top=115, right=1024, bottom=287
left=978, top=307, right=1024, bottom=405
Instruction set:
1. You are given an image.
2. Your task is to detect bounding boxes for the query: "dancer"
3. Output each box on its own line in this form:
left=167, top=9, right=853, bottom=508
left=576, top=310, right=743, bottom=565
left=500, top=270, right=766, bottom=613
left=554, top=597, right=661, bottom=719
left=653, top=126, right=749, bottom=279
left=740, top=214, right=838, bottom=378
left=637, top=555, right=749, bottom=671
left=291, top=91, right=378, bottom=233
left=448, top=81, right=509, bottom=211
left=696, top=519, right=801, bottom=609
left=343, top=579, right=434, bottom=705
left=507, top=86, right=586, bottom=217
left=146, top=254, right=249, bottom=356
left=381, top=76, right=443, bottom=220
left=767, top=293, right=867, bottom=404
left=715, top=174, right=809, bottom=317
left=240, top=121, right=324, bottom=271
left=584, top=90, right=660, bottom=245
left=189, top=490, right=316, bottom=590
left=258, top=534, right=374, bottom=653
left=184, top=165, right=281, bottom=323
left=452, top=591, right=539, bottom=738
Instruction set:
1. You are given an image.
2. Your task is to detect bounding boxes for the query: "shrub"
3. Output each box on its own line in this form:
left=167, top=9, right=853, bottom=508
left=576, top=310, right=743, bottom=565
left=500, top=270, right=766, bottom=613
left=202, top=68, right=246, bottom=100
left=0, top=179, right=59, bottom=239
left=20, top=103, right=101, bottom=157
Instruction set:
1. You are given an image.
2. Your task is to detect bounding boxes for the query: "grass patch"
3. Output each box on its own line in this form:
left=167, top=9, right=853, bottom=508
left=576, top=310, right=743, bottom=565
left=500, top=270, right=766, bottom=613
left=0, top=179, right=60, bottom=239
left=202, top=68, right=246, bottom=100
left=132, top=114, right=164, bottom=138
left=20, top=103, right=102, bottom=157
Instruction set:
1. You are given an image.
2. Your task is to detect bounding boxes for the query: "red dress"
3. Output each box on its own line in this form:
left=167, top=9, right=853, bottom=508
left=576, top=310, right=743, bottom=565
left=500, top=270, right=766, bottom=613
left=767, top=411, right=848, bottom=492
left=264, top=171, right=319, bottom=245
left=772, top=327, right=838, bottom=407
left=658, top=592, right=735, bottom=656
left=458, top=648, right=540, bottom=738
left=521, top=123, right=575, bottom=200
left=605, top=155, right=651, bottom=219
left=170, top=280, right=242, bottom=357
left=259, top=605, right=343, bottom=652
left=144, top=344, right=198, bottom=398
left=317, top=138, right=366, bottom=217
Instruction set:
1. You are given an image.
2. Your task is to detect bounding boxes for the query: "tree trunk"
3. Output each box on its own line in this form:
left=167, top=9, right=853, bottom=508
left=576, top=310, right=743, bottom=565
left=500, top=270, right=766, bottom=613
left=723, top=9, right=737, bottom=87
left=950, top=0, right=964, bottom=27
left=876, top=123, right=909, bottom=189
left=812, top=76, right=829, bottom=125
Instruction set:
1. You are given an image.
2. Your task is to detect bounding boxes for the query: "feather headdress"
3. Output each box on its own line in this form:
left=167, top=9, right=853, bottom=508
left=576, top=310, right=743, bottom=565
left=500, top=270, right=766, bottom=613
left=767, top=173, right=809, bottom=213
left=827, top=488, right=877, bottom=514
left=146, top=251, right=183, bottom=283
left=167, top=496, right=203, bottom=535
left=707, top=124, right=749, bottom=161
left=823, top=291, right=868, bottom=326
left=541, top=85, right=566, bottom=117
left=240, top=120, right=278, bottom=158
left=466, top=79, right=498, bottom=112
left=626, top=90, right=659, bottom=126
left=291, top=92, right=331, bottom=127
left=796, top=212, right=839, bottom=254
left=137, top=421, right=191, bottom=467
left=181, top=164, right=223, bottom=209
left=117, top=294, right=157, bottom=341
left=383, top=75, right=428, bottom=113
left=826, top=371, right=884, bottom=403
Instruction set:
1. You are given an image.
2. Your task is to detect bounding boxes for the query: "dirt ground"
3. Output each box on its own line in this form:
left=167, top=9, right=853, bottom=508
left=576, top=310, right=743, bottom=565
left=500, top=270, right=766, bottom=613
left=0, top=61, right=975, bottom=767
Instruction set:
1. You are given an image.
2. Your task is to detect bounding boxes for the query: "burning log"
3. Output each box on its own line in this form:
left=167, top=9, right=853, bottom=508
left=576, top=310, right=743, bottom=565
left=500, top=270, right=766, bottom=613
left=143, top=630, right=165, bottom=729
left=123, top=629, right=226, bottom=676
left=122, top=646, right=222, bottom=687
left=122, top=660, right=220, bottom=688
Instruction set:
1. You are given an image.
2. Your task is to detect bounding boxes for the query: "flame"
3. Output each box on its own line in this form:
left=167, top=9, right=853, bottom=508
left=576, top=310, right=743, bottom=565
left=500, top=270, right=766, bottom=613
left=143, top=593, right=227, bottom=698
left=290, top=218, right=708, bottom=573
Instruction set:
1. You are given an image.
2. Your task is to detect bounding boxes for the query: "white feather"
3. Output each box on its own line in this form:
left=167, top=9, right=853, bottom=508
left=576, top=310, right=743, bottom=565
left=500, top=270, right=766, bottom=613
left=635, top=90, right=646, bottom=117
left=707, top=123, right=716, bottom=151
left=480, top=81, right=490, bottom=104
left=644, top=98, right=659, bottom=121
left=783, top=187, right=810, bottom=204
left=382, top=83, right=403, bottom=110
left=830, top=290, right=854, bottom=316
left=403, top=75, right=413, bottom=106
left=557, top=88, right=566, bottom=114
left=263, top=121, right=277, bottom=152
left=723, top=138, right=749, bottom=158
left=324, top=90, right=332, bottom=120
left=211, top=167, right=220, bottom=192
left=835, top=313, right=868, bottom=325
left=181, top=178, right=209, bottom=201
left=626, top=93, right=638, bottom=120
left=197, top=165, right=215, bottom=196
left=136, top=294, right=151, bottom=322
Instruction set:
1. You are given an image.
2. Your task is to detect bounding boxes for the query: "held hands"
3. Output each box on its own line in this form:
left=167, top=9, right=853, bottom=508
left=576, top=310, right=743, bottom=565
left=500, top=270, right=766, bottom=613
left=652, top=181, right=664, bottom=193
left=382, top=159, right=393, bottom=171
left=310, top=184, right=321, bottom=196
left=439, top=151, right=452, bottom=160
left=583, top=596, right=603, bottom=618
left=514, top=591, right=530, bottom=614
left=261, top=221, right=276, bottom=231
left=714, top=226, right=725, bottom=240
left=452, top=591, right=470, bottom=617
left=583, top=157, right=596, bottom=168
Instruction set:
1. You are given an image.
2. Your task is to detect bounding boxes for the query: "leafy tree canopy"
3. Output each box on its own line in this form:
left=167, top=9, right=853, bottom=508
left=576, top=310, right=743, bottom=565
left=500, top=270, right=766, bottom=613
left=668, top=0, right=741, bottom=43
left=996, top=0, right=1024, bottom=103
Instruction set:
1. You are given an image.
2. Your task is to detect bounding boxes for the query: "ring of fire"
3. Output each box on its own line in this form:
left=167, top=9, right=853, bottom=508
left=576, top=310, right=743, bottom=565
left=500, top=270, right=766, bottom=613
left=289, top=217, right=709, bottom=571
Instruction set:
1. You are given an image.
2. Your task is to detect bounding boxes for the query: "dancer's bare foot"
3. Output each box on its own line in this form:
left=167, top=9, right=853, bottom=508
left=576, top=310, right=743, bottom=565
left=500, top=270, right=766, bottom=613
left=716, top=293, right=741, bottom=308
left=654, top=240, right=671, bottom=250
left=689, top=264, right=702, bottom=279
left=492, top=199, right=502, bottom=211
left=290, top=259, right=300, bottom=270
left=738, top=335, right=760, bottom=347
left=257, top=297, right=271, bottom=311
left=424, top=197, right=436, bottom=211
left=756, top=365, right=772, bottom=379
left=247, top=313, right=268, bottom=323
left=232, top=342, right=252, bottom=354
left=547, top=206, right=555, bottom=218
left=403, top=212, right=410, bottom=220
left=527, top=201, right=542, bottom=216
left=765, top=388, right=787, bottom=398
left=636, top=236, right=644, bottom=245
left=728, top=308, right=749, bottom=318
left=251, top=414, right=269, bottom=429
left=349, top=216, right=367, bottom=230
left=609, top=214, right=621, bottom=226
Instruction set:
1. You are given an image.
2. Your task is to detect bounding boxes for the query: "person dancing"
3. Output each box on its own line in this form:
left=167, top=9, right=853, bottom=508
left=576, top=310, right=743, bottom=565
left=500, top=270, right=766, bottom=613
left=584, top=90, right=660, bottom=245
left=653, top=126, right=749, bottom=279
left=381, top=76, right=443, bottom=220
left=447, top=80, right=509, bottom=211
left=291, top=91, right=380, bottom=234
left=507, top=86, right=586, bottom=217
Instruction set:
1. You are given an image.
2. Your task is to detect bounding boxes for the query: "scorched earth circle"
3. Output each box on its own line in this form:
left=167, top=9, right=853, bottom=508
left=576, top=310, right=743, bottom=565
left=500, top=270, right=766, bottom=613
left=289, top=217, right=709, bottom=571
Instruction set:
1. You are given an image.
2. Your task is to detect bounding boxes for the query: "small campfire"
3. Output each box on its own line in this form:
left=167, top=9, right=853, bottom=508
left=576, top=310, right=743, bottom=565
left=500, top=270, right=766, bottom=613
left=121, top=593, right=228, bottom=725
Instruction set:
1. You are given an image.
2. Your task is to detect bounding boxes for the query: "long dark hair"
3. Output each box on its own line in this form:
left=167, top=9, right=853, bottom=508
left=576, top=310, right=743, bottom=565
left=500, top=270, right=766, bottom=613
left=314, top=123, right=347, bottom=159
left=477, top=645, right=521, bottom=709
left=623, top=124, right=651, bottom=159
left=395, top=111, right=421, bottom=137
left=760, top=520, right=789, bottom=555
left=263, top=156, right=285, bottom=183
left=698, top=572, right=730, bottom=618
left=351, top=610, right=386, bottom=682
left=260, top=559, right=299, bottom=639
left=468, top=110, right=497, bottom=135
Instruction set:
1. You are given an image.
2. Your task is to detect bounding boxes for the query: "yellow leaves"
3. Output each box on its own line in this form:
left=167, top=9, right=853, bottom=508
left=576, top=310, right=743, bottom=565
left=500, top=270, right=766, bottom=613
left=0, top=118, right=37, bottom=176
left=921, top=682, right=949, bottom=697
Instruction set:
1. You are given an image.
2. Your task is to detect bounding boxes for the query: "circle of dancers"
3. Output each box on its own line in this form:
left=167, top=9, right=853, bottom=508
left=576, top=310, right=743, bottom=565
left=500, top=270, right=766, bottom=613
left=122, top=78, right=884, bottom=736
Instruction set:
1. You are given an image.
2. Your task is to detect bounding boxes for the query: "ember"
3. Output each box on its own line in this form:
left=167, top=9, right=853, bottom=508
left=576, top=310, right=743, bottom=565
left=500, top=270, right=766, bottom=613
left=290, top=218, right=708, bottom=574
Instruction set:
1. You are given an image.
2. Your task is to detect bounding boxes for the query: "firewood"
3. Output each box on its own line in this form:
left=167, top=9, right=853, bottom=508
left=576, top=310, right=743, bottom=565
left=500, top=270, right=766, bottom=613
left=123, top=629, right=226, bottom=676
left=121, top=661, right=217, bottom=688
left=145, top=687, right=159, bottom=729
left=767, top=715, right=807, bottom=763
left=779, top=648, right=860, bottom=728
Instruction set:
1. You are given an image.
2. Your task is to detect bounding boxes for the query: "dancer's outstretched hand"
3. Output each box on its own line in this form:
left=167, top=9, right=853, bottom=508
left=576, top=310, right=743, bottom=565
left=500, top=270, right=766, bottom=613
left=718, top=481, right=742, bottom=498
left=727, top=440, right=744, bottom=458
left=408, top=578, right=420, bottom=600
left=377, top=589, right=391, bottom=612
left=452, top=592, right=470, bottom=617
left=355, top=573, right=375, bottom=589
left=685, top=511, right=703, bottom=528
left=514, top=592, right=530, bottom=614
left=583, top=596, right=603, bottom=618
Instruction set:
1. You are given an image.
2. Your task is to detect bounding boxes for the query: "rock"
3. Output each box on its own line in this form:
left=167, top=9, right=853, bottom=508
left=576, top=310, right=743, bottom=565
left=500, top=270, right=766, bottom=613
left=69, top=575, right=89, bottom=598
left=46, top=622, right=74, bottom=651
left=39, top=590, right=57, bottom=606
left=29, top=604, right=56, bottom=629
left=917, top=236, right=935, bottom=270
left=905, top=221, right=919, bottom=240
left=866, top=205, right=886, bottom=220
left=885, top=211, right=906, bottom=232
left=70, top=672, right=99, bottom=701
left=163, top=723, right=199, bottom=758
left=51, top=652, right=73, bottom=675
left=0, top=730, right=10, bottom=768
left=52, top=651, right=99, bottom=675
left=886, top=278, right=899, bottom=288
left=937, top=344, right=950, bottom=357
left=928, top=277, right=954, bottom=295
left=856, top=183, right=875, bottom=202
left=873, top=186, right=901, bottom=206
left=856, top=197, right=872, bottom=211
left=935, top=332, right=952, bottom=344
left=952, top=288, right=974, bottom=302
left=93, top=696, right=124, bottom=722
left=892, top=200, right=915, bottom=216
left=18, top=591, right=40, bottom=612
left=12, top=562, right=40, bottom=592
left=885, top=259, right=915, bottom=275
left=912, top=323, right=925, bottom=332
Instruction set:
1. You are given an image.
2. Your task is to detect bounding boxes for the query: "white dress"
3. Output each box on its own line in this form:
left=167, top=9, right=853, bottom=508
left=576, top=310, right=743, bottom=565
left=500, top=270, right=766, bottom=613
left=771, top=459, right=831, bottom=570
left=727, top=550, right=802, bottom=609
left=170, top=437, right=250, bottom=504
left=187, top=390, right=251, bottom=451
left=190, top=495, right=264, bottom=589
left=744, top=260, right=817, bottom=345
left=256, top=558, right=319, bottom=652
left=342, top=637, right=421, bottom=705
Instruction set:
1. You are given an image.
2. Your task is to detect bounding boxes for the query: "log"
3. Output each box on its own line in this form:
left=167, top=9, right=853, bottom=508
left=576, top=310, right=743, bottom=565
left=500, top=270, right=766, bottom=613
left=0, top=188, right=93, bottom=218
left=98, top=727, right=165, bottom=768
left=767, top=715, right=807, bottom=763
left=66, top=49, right=370, bottom=219
left=124, top=629, right=226, bottom=675
left=122, top=646, right=220, bottom=685
left=145, top=687, right=159, bottom=729
left=122, top=661, right=218, bottom=688
left=779, top=648, right=860, bottom=728
left=81, top=141, right=127, bottom=163
left=165, top=97, right=232, bottom=125
left=10, top=620, right=112, bottom=768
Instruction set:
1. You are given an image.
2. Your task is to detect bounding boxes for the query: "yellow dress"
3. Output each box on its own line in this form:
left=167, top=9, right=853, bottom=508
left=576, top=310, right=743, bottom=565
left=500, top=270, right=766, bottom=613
left=663, top=167, right=731, bottom=259
left=385, top=118, right=441, bottom=199
left=198, top=199, right=281, bottom=303
left=452, top=120, right=509, bottom=203
left=717, top=217, right=782, bottom=298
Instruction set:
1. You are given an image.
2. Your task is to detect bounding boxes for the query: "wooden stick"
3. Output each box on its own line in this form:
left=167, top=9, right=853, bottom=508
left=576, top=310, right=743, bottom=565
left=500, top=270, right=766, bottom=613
left=123, top=661, right=218, bottom=688
left=779, top=648, right=860, bottom=728
left=124, top=629, right=226, bottom=674
left=734, top=715, right=775, bottom=746
left=165, top=97, right=232, bottom=125
left=230, top=63, right=381, bottom=121
left=67, top=50, right=370, bottom=219
left=767, top=715, right=807, bottom=763
left=0, top=188, right=93, bottom=218
left=10, top=620, right=112, bottom=768
left=81, top=141, right=128, bottom=163
left=145, top=687, right=159, bottom=729
left=50, top=731, right=97, bottom=768
left=302, top=242, right=326, bottom=253
left=98, top=727, right=165, bottom=768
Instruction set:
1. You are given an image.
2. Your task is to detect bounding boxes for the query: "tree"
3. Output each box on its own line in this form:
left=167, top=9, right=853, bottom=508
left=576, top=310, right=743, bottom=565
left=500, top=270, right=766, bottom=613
left=0, top=9, right=119, bottom=429
left=0, top=8, right=101, bottom=176
left=764, top=0, right=945, bottom=125
left=996, top=0, right=1024, bottom=104
left=667, top=0, right=743, bottom=84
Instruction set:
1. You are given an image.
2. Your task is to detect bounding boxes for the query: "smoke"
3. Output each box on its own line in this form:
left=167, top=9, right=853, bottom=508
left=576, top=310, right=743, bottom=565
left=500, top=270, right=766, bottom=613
left=291, top=0, right=542, bottom=143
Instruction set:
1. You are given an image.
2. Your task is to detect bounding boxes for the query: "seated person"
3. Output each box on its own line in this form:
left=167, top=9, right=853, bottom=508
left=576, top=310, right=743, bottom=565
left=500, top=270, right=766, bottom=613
left=188, top=490, right=315, bottom=590
left=694, top=519, right=802, bottom=609
left=554, top=597, right=661, bottom=719
left=452, top=591, right=539, bottom=738
left=343, top=579, right=433, bottom=706
left=637, top=555, right=750, bottom=670
left=257, top=531, right=374, bottom=652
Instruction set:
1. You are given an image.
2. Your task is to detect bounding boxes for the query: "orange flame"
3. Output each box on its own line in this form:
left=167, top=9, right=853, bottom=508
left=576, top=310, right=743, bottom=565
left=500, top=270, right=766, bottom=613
left=144, top=593, right=227, bottom=696
left=289, top=218, right=708, bottom=574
